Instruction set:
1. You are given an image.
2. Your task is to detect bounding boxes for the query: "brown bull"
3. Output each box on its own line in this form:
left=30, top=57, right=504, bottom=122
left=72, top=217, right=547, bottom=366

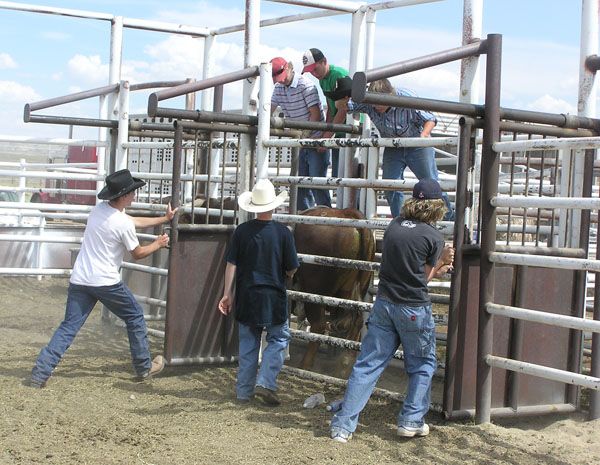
left=293, top=206, right=375, bottom=378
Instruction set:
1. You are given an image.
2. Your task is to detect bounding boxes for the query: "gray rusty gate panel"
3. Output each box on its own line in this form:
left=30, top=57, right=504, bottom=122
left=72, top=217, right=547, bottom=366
left=445, top=248, right=577, bottom=414
left=163, top=228, right=237, bottom=364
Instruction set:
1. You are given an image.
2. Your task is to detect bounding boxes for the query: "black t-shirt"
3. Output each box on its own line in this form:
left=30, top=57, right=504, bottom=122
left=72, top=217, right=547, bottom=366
left=378, top=217, right=444, bottom=305
left=226, top=219, right=299, bottom=327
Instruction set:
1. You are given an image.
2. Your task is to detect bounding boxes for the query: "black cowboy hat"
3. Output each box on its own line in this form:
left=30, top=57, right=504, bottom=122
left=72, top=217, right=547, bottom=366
left=97, top=169, right=146, bottom=200
left=324, top=76, right=353, bottom=101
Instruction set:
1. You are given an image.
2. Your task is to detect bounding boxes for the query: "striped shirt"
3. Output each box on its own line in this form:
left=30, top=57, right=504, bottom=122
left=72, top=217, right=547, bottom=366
left=348, top=88, right=436, bottom=138
left=271, top=72, right=324, bottom=123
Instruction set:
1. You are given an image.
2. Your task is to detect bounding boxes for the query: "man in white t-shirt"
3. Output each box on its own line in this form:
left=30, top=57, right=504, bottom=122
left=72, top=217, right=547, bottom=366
left=31, top=169, right=177, bottom=388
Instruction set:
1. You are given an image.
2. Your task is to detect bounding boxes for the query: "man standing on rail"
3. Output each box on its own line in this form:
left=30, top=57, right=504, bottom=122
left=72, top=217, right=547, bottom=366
left=30, top=169, right=176, bottom=388
left=332, top=77, right=454, bottom=220
left=270, top=56, right=331, bottom=211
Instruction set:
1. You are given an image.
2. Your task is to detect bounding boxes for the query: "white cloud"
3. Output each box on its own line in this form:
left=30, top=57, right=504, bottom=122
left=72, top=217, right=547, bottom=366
left=526, top=94, right=576, bottom=114
left=0, top=53, right=17, bottom=69
left=0, top=81, right=39, bottom=102
left=67, top=54, right=109, bottom=84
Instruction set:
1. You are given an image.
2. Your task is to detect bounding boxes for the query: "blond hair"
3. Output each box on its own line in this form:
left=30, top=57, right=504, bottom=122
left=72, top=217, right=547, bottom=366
left=368, top=78, right=395, bottom=95
left=402, top=198, right=447, bottom=224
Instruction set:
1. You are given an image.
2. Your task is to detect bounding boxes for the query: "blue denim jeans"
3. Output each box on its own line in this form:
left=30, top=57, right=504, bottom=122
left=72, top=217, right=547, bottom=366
left=382, top=146, right=454, bottom=220
left=31, top=282, right=152, bottom=383
left=236, top=320, right=291, bottom=400
left=297, top=147, right=331, bottom=211
left=330, top=297, right=437, bottom=435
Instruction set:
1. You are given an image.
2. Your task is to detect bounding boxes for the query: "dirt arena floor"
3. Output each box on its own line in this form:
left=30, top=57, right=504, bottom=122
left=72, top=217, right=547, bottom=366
left=1, top=277, right=599, bottom=465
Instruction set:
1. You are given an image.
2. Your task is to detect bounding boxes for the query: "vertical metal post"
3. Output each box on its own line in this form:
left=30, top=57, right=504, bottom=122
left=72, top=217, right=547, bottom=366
left=570, top=149, right=594, bottom=408
left=475, top=33, right=502, bottom=425
left=579, top=0, right=599, bottom=419
left=116, top=80, right=129, bottom=171
left=97, top=15, right=123, bottom=203
left=289, top=147, right=299, bottom=215
left=184, top=79, right=196, bottom=203
left=256, top=62, right=273, bottom=180
left=210, top=85, right=224, bottom=199
left=100, top=17, right=123, bottom=324
left=363, top=7, right=377, bottom=218
left=507, top=266, right=525, bottom=411
left=459, top=0, right=482, bottom=104
left=201, top=34, right=216, bottom=113
left=460, top=0, right=483, bottom=237
left=164, top=122, right=182, bottom=357
left=443, top=118, right=473, bottom=415
left=592, top=178, right=600, bottom=418
left=342, top=9, right=365, bottom=208
left=568, top=0, right=599, bottom=247
left=238, top=0, right=260, bottom=224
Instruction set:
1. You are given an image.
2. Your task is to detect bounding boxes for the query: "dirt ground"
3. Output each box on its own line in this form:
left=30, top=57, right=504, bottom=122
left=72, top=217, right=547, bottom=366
left=1, top=277, right=599, bottom=465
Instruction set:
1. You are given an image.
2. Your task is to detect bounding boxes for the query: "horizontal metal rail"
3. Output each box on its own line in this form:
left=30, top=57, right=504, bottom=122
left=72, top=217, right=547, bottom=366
left=274, top=213, right=454, bottom=235
left=288, top=289, right=372, bottom=312
left=134, top=295, right=167, bottom=309
left=356, top=93, right=600, bottom=130
left=0, top=268, right=71, bottom=276
left=486, top=302, right=600, bottom=333
left=352, top=40, right=488, bottom=91
left=263, top=136, right=458, bottom=149
left=26, top=114, right=118, bottom=128
left=0, top=136, right=108, bottom=147
left=167, top=356, right=238, bottom=365
left=272, top=175, right=456, bottom=191
left=492, top=195, right=600, bottom=210
left=486, top=355, right=600, bottom=391
left=494, top=137, right=600, bottom=152
left=147, top=328, right=166, bottom=338
left=298, top=253, right=379, bottom=272
left=25, top=83, right=119, bottom=115
left=0, top=169, right=100, bottom=181
left=447, top=403, right=577, bottom=420
left=489, top=252, right=600, bottom=272
left=0, top=201, right=92, bottom=212
left=3, top=187, right=97, bottom=196
left=0, top=234, right=81, bottom=244
left=148, top=67, right=260, bottom=115
left=281, top=365, right=444, bottom=412
left=0, top=2, right=210, bottom=35
left=0, top=162, right=97, bottom=169
left=495, top=245, right=586, bottom=258
left=121, top=262, right=168, bottom=276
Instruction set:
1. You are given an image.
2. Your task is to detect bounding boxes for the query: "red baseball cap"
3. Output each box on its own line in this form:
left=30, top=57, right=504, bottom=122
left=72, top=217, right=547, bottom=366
left=270, top=57, right=288, bottom=83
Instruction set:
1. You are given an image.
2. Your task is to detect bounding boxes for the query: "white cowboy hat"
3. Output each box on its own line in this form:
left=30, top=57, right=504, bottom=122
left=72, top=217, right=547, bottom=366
left=238, top=179, right=288, bottom=213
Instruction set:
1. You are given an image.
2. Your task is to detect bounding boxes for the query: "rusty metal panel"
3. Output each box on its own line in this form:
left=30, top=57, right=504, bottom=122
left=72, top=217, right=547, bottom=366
left=445, top=250, right=578, bottom=414
left=163, top=228, right=237, bottom=363
left=515, top=267, right=575, bottom=405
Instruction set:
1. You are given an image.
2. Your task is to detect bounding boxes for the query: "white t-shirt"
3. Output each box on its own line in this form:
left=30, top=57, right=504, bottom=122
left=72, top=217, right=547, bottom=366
left=70, top=201, right=140, bottom=286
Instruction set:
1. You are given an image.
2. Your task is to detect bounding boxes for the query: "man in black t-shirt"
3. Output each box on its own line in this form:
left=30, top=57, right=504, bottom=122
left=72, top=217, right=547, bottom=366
left=219, top=179, right=299, bottom=406
left=330, top=179, right=454, bottom=442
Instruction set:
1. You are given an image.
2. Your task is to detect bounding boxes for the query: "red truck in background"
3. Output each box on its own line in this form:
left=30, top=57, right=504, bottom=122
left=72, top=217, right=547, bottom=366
left=31, top=146, right=97, bottom=206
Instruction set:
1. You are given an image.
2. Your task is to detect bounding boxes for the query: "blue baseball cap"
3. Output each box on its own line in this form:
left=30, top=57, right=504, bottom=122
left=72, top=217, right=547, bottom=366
left=412, top=179, right=443, bottom=200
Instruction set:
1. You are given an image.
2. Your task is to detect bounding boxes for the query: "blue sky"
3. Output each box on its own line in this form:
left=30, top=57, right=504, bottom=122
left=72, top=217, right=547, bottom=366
left=0, top=0, right=589, bottom=138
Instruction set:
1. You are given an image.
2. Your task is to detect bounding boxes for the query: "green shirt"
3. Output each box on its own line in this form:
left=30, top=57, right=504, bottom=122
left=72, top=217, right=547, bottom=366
left=319, top=64, right=349, bottom=121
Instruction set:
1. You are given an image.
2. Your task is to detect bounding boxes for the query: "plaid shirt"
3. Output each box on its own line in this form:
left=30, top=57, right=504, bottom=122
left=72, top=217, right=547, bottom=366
left=348, top=88, right=436, bottom=138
